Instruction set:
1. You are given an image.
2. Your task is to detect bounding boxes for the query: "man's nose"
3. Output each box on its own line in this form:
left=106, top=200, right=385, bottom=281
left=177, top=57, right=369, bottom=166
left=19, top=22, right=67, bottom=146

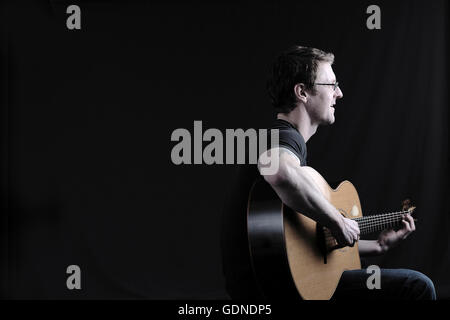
left=335, top=86, right=343, bottom=99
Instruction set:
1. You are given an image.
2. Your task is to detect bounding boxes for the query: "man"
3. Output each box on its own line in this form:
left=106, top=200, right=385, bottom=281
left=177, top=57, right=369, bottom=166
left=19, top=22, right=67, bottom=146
left=221, top=45, right=436, bottom=300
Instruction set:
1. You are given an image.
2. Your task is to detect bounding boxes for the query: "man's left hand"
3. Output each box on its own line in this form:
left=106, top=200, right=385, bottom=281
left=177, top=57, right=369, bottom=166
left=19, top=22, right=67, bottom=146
left=377, top=214, right=416, bottom=252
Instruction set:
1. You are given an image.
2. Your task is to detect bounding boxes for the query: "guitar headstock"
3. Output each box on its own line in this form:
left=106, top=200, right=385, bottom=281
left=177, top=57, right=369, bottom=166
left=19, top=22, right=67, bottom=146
left=401, top=199, right=417, bottom=216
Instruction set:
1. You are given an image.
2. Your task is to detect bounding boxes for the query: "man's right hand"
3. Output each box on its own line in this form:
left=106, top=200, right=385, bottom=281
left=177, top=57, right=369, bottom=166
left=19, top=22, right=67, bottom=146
left=330, top=217, right=360, bottom=247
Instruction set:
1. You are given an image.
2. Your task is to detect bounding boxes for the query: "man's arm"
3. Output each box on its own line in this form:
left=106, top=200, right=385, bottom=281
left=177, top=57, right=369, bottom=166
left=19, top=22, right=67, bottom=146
left=358, top=240, right=384, bottom=256
left=359, top=214, right=416, bottom=257
left=258, top=147, right=359, bottom=247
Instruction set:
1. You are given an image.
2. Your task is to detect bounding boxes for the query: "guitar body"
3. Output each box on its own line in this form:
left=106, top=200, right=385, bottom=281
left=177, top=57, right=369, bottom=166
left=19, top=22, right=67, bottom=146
left=247, top=166, right=363, bottom=300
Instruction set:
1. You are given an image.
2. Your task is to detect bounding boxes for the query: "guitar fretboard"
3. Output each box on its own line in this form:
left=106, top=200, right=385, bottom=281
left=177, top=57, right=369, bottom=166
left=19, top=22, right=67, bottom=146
left=353, top=210, right=411, bottom=234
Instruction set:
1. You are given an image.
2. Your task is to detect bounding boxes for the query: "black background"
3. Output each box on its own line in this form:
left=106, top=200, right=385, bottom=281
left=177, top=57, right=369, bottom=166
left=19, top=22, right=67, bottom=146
left=1, top=0, right=449, bottom=299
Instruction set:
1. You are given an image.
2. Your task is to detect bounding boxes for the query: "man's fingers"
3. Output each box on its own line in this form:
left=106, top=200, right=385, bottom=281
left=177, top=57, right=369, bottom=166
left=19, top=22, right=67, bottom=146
left=335, top=218, right=362, bottom=247
left=399, top=220, right=413, bottom=239
left=402, top=219, right=412, bottom=232
left=405, top=214, right=416, bottom=231
left=352, top=220, right=360, bottom=232
left=347, top=219, right=360, bottom=236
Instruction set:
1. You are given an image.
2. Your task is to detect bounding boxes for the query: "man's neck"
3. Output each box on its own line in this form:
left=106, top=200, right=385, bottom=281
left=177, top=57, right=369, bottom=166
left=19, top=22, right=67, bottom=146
left=277, top=108, right=318, bottom=142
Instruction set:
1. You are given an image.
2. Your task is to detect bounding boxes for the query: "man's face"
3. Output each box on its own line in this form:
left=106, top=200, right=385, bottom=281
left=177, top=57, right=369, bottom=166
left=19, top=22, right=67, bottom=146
left=305, top=62, right=343, bottom=125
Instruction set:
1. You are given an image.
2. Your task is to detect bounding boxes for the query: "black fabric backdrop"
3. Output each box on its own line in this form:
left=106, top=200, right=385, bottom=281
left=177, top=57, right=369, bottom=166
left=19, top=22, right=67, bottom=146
left=1, top=0, right=449, bottom=299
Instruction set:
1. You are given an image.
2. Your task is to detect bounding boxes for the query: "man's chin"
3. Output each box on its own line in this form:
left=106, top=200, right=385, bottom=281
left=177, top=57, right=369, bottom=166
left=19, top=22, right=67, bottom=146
left=319, top=117, right=335, bottom=125
left=328, top=108, right=335, bottom=124
left=324, top=116, right=335, bottom=125
left=317, top=111, right=335, bottom=125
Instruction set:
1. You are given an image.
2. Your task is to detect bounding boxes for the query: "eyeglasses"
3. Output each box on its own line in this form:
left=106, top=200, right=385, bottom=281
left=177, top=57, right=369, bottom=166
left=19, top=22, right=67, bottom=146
left=314, top=82, right=339, bottom=91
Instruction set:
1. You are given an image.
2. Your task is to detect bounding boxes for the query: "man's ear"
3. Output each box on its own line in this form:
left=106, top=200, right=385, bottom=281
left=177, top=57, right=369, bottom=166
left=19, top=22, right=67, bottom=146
left=294, top=83, right=308, bottom=103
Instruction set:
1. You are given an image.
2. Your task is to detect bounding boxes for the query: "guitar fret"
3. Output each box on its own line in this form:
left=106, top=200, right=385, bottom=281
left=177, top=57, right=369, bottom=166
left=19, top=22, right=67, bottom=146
left=354, top=210, right=408, bottom=235
left=319, top=210, right=411, bottom=248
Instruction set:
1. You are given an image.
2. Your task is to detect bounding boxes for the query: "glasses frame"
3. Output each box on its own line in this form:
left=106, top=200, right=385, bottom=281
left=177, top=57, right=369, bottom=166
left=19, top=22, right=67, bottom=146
left=314, top=82, right=339, bottom=91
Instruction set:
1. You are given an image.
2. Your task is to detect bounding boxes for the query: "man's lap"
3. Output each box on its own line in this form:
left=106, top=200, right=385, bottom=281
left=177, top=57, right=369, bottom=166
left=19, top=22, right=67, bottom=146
left=332, top=268, right=436, bottom=300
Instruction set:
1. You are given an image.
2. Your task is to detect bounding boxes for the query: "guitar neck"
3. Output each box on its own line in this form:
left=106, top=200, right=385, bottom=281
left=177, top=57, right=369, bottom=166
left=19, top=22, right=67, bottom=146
left=353, top=211, right=410, bottom=235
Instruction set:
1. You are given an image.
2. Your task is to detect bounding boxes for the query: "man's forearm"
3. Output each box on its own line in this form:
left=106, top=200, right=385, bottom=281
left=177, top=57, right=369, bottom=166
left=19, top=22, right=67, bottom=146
left=358, top=240, right=384, bottom=257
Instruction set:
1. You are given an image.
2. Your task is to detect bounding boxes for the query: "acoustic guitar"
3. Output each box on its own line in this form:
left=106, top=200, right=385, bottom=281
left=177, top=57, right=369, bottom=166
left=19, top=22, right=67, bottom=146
left=247, top=166, right=415, bottom=300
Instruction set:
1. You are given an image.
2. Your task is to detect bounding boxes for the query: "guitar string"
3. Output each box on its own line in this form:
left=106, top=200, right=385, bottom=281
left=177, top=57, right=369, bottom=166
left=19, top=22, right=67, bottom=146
left=353, top=210, right=411, bottom=221
left=353, top=209, right=412, bottom=217
left=358, top=218, right=402, bottom=228
left=324, top=218, right=404, bottom=242
left=354, top=210, right=412, bottom=227
left=357, top=215, right=409, bottom=228
left=357, top=215, right=404, bottom=227
left=358, top=217, right=405, bottom=231
left=324, top=213, right=409, bottom=231
left=324, top=217, right=403, bottom=240
left=323, top=211, right=413, bottom=241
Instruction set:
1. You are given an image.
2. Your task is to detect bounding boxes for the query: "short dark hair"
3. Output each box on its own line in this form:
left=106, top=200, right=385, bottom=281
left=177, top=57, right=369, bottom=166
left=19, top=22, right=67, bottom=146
left=267, top=45, right=335, bottom=113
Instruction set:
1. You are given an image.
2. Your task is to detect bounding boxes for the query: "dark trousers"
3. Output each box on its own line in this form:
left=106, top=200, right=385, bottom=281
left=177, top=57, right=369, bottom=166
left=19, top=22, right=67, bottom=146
left=332, top=268, right=436, bottom=300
